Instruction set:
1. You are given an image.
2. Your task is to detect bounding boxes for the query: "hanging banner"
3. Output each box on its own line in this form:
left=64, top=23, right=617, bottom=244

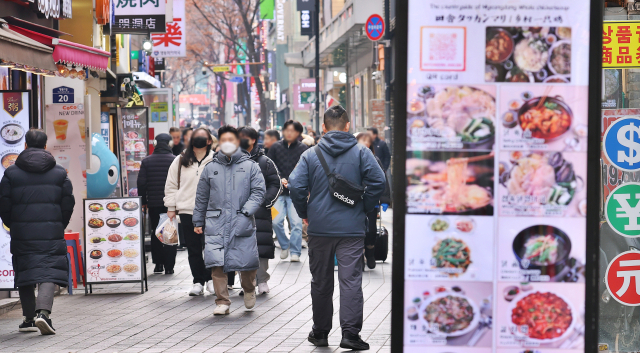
left=151, top=0, right=186, bottom=57
left=0, top=91, right=30, bottom=289
left=45, top=104, right=87, bottom=235
left=114, top=0, right=166, bottom=33
left=260, top=0, right=274, bottom=20
left=276, top=0, right=290, bottom=45
left=400, top=0, right=591, bottom=351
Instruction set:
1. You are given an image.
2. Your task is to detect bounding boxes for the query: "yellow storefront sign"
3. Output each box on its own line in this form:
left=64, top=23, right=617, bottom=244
left=603, top=22, right=640, bottom=68
left=213, top=66, right=231, bottom=73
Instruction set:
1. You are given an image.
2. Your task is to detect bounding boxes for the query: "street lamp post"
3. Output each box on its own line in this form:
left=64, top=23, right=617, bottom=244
left=314, top=0, right=320, bottom=134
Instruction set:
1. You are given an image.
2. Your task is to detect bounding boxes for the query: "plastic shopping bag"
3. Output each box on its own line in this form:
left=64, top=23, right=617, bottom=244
left=156, top=213, right=179, bottom=246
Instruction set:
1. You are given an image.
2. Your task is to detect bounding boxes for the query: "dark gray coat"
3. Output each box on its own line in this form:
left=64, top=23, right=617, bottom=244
left=192, top=148, right=265, bottom=272
left=288, top=131, right=386, bottom=237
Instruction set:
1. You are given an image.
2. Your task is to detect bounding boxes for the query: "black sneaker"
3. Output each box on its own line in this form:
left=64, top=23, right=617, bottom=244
left=365, top=247, right=376, bottom=269
left=165, top=269, right=174, bottom=274
left=153, top=264, right=164, bottom=274
left=340, top=332, right=369, bottom=350
left=308, top=330, right=329, bottom=347
left=18, top=317, right=37, bottom=332
left=35, top=313, right=55, bottom=335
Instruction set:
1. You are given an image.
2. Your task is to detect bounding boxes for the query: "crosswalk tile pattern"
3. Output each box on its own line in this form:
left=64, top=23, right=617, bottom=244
left=0, top=213, right=393, bottom=352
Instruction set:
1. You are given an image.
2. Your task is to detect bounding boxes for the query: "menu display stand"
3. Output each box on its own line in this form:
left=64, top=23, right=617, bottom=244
left=83, top=197, right=147, bottom=294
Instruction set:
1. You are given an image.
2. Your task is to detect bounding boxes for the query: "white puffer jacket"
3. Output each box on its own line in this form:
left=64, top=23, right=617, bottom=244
left=164, top=151, right=214, bottom=215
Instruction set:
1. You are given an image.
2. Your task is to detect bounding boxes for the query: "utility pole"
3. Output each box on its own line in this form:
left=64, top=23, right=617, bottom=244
left=384, top=0, right=392, bottom=146
left=314, top=0, right=320, bottom=133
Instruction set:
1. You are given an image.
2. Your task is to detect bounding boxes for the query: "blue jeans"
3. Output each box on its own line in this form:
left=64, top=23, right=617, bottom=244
left=273, top=195, right=302, bottom=256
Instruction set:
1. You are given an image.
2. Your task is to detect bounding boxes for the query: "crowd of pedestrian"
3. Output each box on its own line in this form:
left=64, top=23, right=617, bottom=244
left=0, top=107, right=392, bottom=349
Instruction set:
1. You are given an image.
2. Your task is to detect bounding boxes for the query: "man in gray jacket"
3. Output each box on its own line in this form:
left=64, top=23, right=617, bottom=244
left=193, top=125, right=266, bottom=316
left=289, top=106, right=386, bottom=350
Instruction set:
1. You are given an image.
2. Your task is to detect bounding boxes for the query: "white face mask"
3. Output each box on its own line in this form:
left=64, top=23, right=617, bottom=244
left=220, top=142, right=237, bottom=156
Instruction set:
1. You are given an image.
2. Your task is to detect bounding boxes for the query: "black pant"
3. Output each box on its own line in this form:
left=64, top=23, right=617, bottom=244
left=19, top=283, right=55, bottom=318
left=308, top=236, right=364, bottom=335
left=365, top=209, right=378, bottom=247
left=180, top=214, right=211, bottom=285
left=149, top=206, right=177, bottom=271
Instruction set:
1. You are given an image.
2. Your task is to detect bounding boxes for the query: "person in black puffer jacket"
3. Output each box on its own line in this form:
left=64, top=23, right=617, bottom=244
left=239, top=127, right=281, bottom=295
left=138, top=133, right=178, bottom=274
left=0, top=129, right=74, bottom=335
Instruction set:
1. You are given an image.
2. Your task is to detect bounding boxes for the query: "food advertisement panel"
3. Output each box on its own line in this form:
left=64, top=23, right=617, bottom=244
left=45, top=104, right=87, bottom=234
left=402, top=0, right=591, bottom=351
left=84, top=198, right=143, bottom=283
left=0, top=91, right=30, bottom=289
left=496, top=282, right=584, bottom=349
left=404, top=280, right=493, bottom=347
left=120, top=108, right=148, bottom=197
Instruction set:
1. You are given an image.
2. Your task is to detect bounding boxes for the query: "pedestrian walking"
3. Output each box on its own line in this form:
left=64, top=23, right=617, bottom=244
left=0, top=129, right=75, bottom=335
left=263, top=129, right=280, bottom=155
left=138, top=133, right=178, bottom=274
left=267, top=120, right=307, bottom=262
left=164, top=127, right=215, bottom=296
left=367, top=127, right=391, bottom=172
left=192, top=125, right=266, bottom=315
left=182, top=127, right=193, bottom=148
left=170, top=127, right=184, bottom=156
left=289, top=106, right=385, bottom=350
left=239, top=126, right=282, bottom=295
left=355, top=132, right=391, bottom=269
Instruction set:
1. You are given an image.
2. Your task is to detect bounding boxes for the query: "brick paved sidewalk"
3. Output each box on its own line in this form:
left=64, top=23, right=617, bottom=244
left=0, top=212, right=393, bottom=353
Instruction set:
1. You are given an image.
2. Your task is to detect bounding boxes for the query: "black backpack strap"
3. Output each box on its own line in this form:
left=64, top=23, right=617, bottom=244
left=314, top=146, right=331, bottom=177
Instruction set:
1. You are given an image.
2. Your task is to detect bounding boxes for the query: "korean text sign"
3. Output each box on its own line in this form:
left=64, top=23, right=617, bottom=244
left=603, top=22, right=640, bottom=68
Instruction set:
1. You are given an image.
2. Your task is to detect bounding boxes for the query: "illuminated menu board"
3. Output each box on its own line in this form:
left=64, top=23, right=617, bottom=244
left=401, top=1, right=591, bottom=352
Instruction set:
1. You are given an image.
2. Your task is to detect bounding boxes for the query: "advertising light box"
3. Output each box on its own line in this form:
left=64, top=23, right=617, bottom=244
left=395, top=0, right=599, bottom=351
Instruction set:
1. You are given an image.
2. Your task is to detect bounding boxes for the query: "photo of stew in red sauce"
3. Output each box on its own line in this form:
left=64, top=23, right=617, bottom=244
left=511, top=292, right=572, bottom=340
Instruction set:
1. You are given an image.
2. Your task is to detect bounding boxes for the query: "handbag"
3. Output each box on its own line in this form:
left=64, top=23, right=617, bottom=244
left=314, top=145, right=365, bottom=208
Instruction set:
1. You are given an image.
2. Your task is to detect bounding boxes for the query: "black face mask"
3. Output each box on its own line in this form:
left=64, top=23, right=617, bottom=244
left=240, top=138, right=251, bottom=150
left=191, top=136, right=208, bottom=149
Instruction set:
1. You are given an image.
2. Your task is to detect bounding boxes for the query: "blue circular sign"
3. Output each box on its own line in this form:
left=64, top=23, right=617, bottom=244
left=366, top=14, right=385, bottom=41
left=604, top=117, right=640, bottom=171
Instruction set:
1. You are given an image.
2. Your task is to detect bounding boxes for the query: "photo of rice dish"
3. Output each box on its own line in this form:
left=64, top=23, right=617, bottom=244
left=88, top=203, right=103, bottom=212
left=88, top=218, right=104, bottom=228
left=106, top=264, right=121, bottom=273
left=1, top=124, right=24, bottom=144
left=124, top=233, right=139, bottom=241
left=123, top=201, right=139, bottom=211
left=124, top=217, right=138, bottom=227
left=124, top=249, right=138, bottom=258
left=107, top=249, right=122, bottom=258
left=124, top=264, right=139, bottom=273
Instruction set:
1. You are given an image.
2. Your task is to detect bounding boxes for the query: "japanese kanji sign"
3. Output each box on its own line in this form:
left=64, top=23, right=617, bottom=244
left=114, top=0, right=166, bottom=33
left=603, top=22, right=640, bottom=68
left=606, top=183, right=640, bottom=237
left=151, top=0, right=185, bottom=57
left=606, top=251, right=640, bottom=306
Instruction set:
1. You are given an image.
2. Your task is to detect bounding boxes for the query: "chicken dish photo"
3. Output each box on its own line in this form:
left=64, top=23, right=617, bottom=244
left=511, top=292, right=572, bottom=340
left=423, top=295, right=475, bottom=335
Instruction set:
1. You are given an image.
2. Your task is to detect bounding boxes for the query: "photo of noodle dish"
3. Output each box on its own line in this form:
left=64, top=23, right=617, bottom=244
left=485, top=26, right=571, bottom=83
left=499, top=151, right=585, bottom=217
left=407, top=85, right=496, bottom=150
left=420, top=293, right=479, bottom=337
left=407, top=151, right=494, bottom=215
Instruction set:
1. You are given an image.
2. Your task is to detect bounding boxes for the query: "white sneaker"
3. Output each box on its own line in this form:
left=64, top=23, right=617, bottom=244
left=213, top=304, right=230, bottom=315
left=189, top=283, right=204, bottom=296
left=301, top=240, right=308, bottom=248
left=244, top=291, right=256, bottom=309
left=206, top=281, right=215, bottom=295
left=258, top=282, right=270, bottom=294
left=280, top=249, right=289, bottom=259
left=227, top=285, right=234, bottom=290
left=291, top=254, right=300, bottom=262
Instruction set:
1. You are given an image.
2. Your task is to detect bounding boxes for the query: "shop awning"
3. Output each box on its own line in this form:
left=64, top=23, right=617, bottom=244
left=0, top=20, right=57, bottom=71
left=8, top=25, right=110, bottom=71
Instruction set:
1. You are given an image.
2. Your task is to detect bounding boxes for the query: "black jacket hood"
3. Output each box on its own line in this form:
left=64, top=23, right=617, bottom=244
left=318, top=131, right=357, bottom=158
left=15, top=148, right=57, bottom=174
